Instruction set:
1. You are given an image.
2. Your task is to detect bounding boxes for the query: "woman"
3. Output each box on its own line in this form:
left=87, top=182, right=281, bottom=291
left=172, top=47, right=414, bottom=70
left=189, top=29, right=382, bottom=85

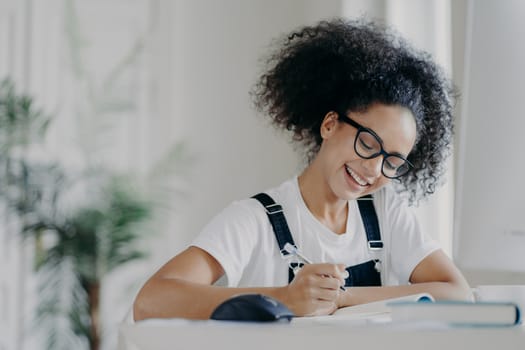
left=133, top=18, right=471, bottom=321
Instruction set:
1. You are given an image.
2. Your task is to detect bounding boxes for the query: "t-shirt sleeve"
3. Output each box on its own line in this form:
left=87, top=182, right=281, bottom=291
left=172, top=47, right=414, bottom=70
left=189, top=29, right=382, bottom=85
left=382, top=190, right=440, bottom=284
left=190, top=200, right=260, bottom=287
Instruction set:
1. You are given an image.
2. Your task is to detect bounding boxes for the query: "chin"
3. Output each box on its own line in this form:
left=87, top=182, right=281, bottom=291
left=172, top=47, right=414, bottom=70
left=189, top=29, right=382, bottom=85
left=336, top=187, right=365, bottom=201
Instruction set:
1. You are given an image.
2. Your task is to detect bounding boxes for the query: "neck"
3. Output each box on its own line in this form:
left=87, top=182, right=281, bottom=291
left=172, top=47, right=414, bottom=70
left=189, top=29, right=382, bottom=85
left=298, top=161, right=348, bottom=234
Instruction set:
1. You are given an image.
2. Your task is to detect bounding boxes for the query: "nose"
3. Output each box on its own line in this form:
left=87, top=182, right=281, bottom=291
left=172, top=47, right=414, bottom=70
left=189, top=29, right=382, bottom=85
left=361, top=156, right=383, bottom=177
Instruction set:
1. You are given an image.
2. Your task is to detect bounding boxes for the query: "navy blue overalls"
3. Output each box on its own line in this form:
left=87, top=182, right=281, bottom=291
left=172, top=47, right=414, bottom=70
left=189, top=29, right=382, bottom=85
left=252, top=193, right=383, bottom=287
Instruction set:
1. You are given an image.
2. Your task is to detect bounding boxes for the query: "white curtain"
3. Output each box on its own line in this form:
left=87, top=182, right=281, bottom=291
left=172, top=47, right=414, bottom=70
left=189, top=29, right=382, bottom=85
left=1, top=2, right=35, bottom=349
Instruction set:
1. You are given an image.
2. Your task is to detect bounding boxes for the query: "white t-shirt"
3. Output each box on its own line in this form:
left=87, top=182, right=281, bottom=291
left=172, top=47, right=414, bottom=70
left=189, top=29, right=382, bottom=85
left=191, top=177, right=439, bottom=287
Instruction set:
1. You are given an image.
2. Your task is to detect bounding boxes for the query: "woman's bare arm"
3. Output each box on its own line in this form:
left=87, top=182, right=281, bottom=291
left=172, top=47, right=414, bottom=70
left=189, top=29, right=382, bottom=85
left=336, top=249, right=472, bottom=308
left=133, top=246, right=347, bottom=321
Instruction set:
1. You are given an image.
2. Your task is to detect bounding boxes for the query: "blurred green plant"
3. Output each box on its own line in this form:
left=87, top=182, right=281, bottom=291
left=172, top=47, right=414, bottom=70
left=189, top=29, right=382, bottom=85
left=0, top=78, right=183, bottom=350
left=0, top=78, right=53, bottom=217
left=26, top=173, right=152, bottom=350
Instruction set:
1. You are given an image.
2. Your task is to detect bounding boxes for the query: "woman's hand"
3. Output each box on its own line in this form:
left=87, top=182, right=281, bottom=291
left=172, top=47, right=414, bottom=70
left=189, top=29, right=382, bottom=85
left=278, top=263, right=346, bottom=316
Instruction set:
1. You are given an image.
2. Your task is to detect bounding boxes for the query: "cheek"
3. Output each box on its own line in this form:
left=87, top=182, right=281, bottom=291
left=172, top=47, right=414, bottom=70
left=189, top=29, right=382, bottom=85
left=321, top=130, right=356, bottom=162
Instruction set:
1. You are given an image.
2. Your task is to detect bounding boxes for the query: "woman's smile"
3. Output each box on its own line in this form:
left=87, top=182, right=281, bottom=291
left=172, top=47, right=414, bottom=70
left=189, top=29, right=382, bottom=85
left=344, top=164, right=369, bottom=187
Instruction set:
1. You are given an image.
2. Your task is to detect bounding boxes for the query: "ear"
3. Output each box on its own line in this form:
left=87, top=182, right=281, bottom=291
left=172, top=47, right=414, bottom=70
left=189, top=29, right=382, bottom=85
left=320, top=111, right=339, bottom=139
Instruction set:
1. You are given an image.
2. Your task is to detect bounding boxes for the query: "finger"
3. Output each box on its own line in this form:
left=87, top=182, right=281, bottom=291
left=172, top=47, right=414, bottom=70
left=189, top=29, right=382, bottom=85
left=322, top=265, right=347, bottom=287
left=317, top=274, right=344, bottom=290
left=296, top=264, right=346, bottom=289
left=337, top=264, right=349, bottom=279
left=302, top=263, right=337, bottom=273
left=333, top=264, right=348, bottom=287
left=315, top=287, right=339, bottom=302
left=291, top=274, right=339, bottom=299
left=305, top=276, right=341, bottom=300
left=306, top=263, right=346, bottom=279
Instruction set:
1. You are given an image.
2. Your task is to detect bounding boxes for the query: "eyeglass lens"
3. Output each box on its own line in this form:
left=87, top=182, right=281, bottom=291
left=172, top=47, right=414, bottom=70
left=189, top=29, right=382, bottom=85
left=355, top=130, right=409, bottom=178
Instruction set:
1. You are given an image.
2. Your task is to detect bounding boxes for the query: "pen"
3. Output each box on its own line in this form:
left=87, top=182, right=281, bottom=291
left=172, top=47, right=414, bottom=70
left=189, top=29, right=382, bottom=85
left=283, top=243, right=347, bottom=291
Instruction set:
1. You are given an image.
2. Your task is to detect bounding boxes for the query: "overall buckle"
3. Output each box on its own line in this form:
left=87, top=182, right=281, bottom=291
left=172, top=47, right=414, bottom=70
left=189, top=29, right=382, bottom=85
left=265, top=203, right=283, bottom=215
left=368, top=240, right=384, bottom=250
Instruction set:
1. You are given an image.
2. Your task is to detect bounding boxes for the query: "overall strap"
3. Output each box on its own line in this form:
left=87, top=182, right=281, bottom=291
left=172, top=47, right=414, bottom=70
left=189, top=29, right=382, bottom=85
left=252, top=193, right=299, bottom=283
left=344, top=194, right=383, bottom=287
left=356, top=194, right=384, bottom=250
left=251, top=193, right=296, bottom=257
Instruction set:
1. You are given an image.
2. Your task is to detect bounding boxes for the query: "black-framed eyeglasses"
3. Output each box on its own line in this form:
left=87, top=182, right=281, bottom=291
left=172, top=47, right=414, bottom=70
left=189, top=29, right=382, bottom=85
left=337, top=112, right=414, bottom=179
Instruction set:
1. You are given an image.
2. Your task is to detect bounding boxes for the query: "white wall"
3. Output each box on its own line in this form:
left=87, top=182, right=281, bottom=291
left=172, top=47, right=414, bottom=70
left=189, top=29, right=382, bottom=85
left=157, top=0, right=345, bottom=261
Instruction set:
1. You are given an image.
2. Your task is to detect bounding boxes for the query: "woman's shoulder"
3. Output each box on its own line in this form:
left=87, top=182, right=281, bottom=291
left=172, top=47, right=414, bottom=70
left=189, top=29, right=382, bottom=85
left=217, top=177, right=298, bottom=220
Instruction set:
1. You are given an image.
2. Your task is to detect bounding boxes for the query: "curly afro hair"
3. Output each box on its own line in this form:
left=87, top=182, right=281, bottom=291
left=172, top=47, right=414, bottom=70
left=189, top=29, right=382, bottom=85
left=252, top=18, right=457, bottom=204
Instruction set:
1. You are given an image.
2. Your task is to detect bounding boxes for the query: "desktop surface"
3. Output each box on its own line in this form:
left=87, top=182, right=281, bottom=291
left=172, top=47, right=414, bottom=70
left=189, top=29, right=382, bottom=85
left=118, top=318, right=525, bottom=350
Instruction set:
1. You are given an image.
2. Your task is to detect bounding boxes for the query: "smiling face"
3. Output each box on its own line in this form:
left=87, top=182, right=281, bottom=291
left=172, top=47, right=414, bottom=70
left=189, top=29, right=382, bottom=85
left=316, top=103, right=417, bottom=201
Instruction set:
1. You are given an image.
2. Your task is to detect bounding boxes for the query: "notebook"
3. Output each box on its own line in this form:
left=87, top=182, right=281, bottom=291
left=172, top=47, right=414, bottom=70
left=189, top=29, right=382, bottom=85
left=292, top=293, right=433, bottom=324
left=331, top=293, right=434, bottom=318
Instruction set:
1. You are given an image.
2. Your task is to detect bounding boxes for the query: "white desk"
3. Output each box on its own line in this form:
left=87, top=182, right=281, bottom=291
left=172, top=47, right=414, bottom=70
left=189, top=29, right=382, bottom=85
left=118, top=318, right=525, bottom=350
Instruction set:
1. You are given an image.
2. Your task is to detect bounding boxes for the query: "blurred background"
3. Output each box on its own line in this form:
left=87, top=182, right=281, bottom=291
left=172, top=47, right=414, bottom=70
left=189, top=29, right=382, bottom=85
left=1, top=0, right=524, bottom=349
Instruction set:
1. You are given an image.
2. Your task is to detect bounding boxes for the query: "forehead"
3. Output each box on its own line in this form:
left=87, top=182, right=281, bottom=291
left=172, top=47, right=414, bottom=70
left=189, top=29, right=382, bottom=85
left=350, top=104, right=417, bottom=153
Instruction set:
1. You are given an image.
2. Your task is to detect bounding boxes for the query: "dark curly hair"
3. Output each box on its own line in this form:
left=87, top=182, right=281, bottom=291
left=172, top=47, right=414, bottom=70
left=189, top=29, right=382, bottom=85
left=252, top=18, right=457, bottom=204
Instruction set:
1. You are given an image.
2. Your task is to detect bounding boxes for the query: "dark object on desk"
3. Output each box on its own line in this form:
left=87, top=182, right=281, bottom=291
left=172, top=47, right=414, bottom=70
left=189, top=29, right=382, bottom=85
left=210, top=294, right=294, bottom=322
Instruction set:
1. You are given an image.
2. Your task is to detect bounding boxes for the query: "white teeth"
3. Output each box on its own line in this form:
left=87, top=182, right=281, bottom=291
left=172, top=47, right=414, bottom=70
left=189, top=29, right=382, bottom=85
left=345, top=165, right=368, bottom=186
